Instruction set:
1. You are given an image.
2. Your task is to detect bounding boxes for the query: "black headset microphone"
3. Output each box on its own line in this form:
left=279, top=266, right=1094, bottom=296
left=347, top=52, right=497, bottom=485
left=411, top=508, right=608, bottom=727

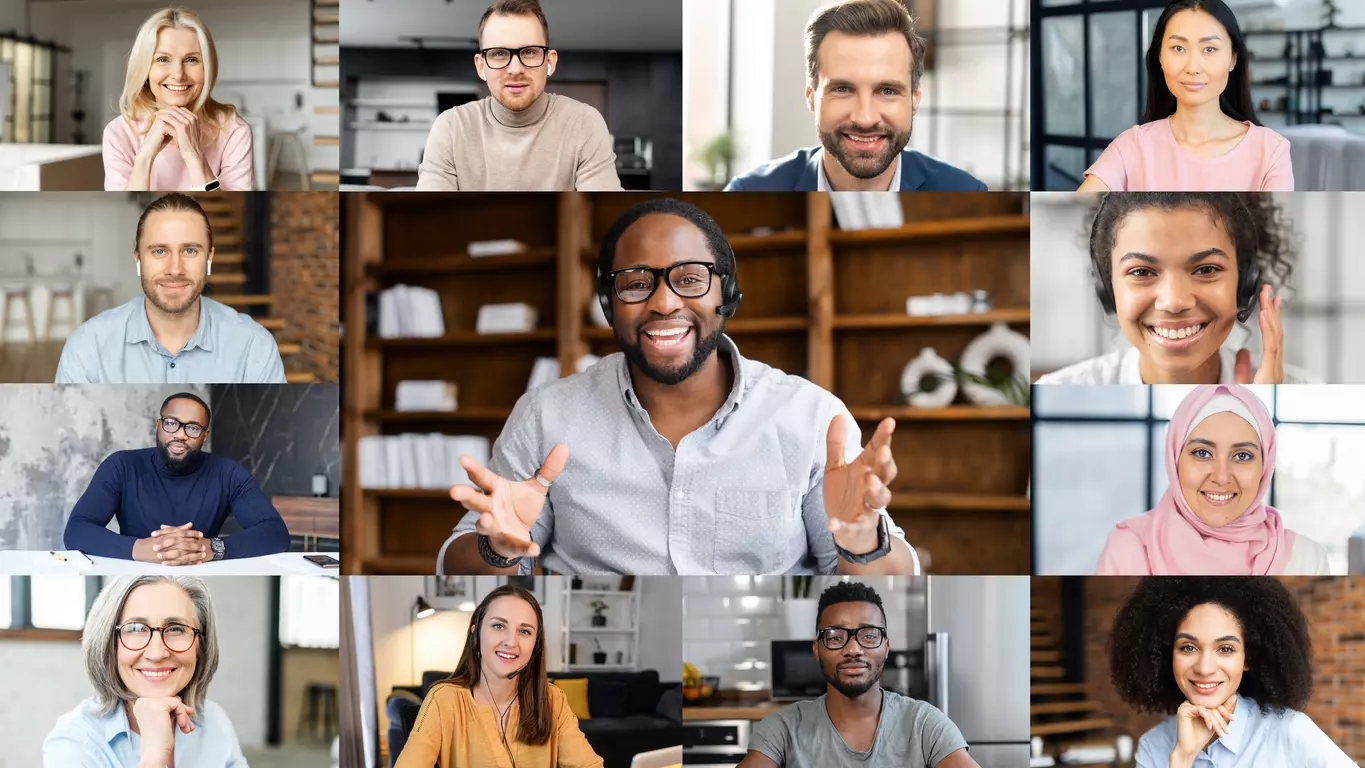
left=597, top=240, right=744, bottom=326
left=1088, top=193, right=1263, bottom=324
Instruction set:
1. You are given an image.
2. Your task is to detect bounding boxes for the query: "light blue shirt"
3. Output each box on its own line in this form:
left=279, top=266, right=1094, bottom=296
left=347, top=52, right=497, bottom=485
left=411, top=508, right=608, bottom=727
left=43, top=696, right=247, bottom=768
left=56, top=296, right=286, bottom=384
left=1137, top=695, right=1355, bottom=768
left=439, top=335, right=906, bottom=575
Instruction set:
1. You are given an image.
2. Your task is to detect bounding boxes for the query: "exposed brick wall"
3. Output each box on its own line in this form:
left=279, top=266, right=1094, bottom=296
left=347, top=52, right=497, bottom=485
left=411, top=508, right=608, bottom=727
left=271, top=191, right=339, bottom=382
left=1080, top=577, right=1365, bottom=765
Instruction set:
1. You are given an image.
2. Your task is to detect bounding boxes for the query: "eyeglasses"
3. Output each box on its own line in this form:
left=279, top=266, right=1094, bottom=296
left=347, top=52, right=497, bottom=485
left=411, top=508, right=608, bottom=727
left=116, top=622, right=201, bottom=653
left=606, top=261, right=721, bottom=305
left=157, top=417, right=205, bottom=439
left=817, top=625, right=887, bottom=651
left=479, top=46, right=549, bottom=69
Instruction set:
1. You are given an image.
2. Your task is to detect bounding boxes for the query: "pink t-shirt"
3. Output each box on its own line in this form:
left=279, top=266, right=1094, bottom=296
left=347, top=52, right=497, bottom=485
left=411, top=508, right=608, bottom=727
left=1085, top=117, right=1294, bottom=191
left=102, top=112, right=255, bottom=191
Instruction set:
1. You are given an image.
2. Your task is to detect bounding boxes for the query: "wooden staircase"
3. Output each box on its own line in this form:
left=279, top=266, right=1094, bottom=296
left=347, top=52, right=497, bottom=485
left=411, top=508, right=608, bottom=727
left=193, top=195, right=317, bottom=383
left=1030, top=608, right=1120, bottom=766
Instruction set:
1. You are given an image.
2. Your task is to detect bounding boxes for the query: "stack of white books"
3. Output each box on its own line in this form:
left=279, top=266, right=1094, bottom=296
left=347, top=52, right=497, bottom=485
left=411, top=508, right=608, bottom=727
left=378, top=285, right=446, bottom=338
left=467, top=239, right=527, bottom=257
left=476, top=302, right=538, bottom=334
left=829, top=192, right=905, bottom=231
left=394, top=381, right=458, bottom=412
left=357, top=434, right=491, bottom=489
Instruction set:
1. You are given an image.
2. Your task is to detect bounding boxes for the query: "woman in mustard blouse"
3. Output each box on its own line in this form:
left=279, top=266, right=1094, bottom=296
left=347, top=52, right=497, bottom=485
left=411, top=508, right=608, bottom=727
left=395, top=585, right=603, bottom=768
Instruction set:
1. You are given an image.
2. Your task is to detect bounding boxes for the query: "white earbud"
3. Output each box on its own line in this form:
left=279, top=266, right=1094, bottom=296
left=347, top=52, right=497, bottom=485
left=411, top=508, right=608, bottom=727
left=207, top=260, right=212, bottom=276
left=136, top=261, right=141, bottom=278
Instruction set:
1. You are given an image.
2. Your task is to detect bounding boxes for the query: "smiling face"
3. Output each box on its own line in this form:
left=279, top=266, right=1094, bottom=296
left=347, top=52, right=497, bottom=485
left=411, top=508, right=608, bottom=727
left=807, top=30, right=918, bottom=181
left=476, top=13, right=556, bottom=113
left=477, top=595, right=539, bottom=678
left=814, top=601, right=888, bottom=699
left=137, top=209, right=212, bottom=315
left=156, top=397, right=209, bottom=469
left=1159, top=9, right=1237, bottom=112
left=148, top=26, right=205, bottom=109
left=1172, top=602, right=1245, bottom=707
left=116, top=582, right=199, bottom=700
left=1110, top=206, right=1240, bottom=379
left=611, top=214, right=727, bottom=386
left=1178, top=411, right=1263, bottom=526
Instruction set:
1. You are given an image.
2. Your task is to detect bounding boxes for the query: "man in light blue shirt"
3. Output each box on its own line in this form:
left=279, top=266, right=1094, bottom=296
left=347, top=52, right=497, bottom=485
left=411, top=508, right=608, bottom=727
left=438, top=198, right=919, bottom=575
left=55, top=193, right=285, bottom=384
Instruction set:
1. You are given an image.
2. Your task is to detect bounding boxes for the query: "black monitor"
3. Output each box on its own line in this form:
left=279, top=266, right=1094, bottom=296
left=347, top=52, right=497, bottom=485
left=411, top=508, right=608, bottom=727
left=436, top=91, right=481, bottom=113
left=770, top=640, right=825, bottom=701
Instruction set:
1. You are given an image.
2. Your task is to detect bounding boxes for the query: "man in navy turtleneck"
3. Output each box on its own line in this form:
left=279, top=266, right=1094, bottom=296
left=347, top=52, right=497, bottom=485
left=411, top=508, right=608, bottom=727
left=64, top=392, right=290, bottom=564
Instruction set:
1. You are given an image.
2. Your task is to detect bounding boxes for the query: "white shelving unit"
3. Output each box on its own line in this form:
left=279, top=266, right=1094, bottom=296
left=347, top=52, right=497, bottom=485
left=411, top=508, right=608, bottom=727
left=559, top=588, right=640, bottom=672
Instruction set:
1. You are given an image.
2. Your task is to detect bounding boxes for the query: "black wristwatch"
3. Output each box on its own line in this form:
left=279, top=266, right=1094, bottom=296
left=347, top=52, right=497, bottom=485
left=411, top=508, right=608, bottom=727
left=834, top=515, right=891, bottom=564
left=477, top=535, right=523, bottom=568
left=209, top=537, right=225, bottom=561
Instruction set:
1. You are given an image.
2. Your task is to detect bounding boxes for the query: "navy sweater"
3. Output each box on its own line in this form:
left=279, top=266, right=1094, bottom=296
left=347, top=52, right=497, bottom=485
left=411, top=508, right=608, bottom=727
left=64, top=447, right=290, bottom=560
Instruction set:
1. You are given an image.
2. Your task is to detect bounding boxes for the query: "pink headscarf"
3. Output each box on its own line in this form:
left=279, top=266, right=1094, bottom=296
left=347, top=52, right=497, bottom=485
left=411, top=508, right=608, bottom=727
left=1096, top=384, right=1291, bottom=575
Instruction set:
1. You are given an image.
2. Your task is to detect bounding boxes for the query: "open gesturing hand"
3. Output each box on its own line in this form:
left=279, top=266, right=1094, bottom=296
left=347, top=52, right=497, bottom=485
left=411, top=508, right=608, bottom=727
left=1235, top=284, right=1284, bottom=384
left=822, top=415, right=897, bottom=553
left=449, top=445, right=569, bottom=560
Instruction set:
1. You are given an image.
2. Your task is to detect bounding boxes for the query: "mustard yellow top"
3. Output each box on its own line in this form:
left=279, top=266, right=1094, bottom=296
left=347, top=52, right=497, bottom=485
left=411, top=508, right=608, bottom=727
left=394, top=682, right=604, bottom=768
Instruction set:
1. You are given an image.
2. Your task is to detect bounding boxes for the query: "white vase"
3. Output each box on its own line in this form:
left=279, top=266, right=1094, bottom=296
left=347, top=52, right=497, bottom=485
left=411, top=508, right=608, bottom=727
left=900, top=347, right=957, bottom=408
left=783, top=598, right=819, bottom=640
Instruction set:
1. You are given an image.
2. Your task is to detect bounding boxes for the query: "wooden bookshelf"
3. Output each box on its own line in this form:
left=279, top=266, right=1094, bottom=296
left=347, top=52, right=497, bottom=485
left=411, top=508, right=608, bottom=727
left=341, top=192, right=1032, bottom=575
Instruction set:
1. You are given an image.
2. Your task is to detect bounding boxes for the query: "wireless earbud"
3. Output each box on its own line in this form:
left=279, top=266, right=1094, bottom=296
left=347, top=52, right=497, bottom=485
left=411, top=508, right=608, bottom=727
left=207, top=260, right=212, bottom=277
left=136, top=261, right=141, bottom=278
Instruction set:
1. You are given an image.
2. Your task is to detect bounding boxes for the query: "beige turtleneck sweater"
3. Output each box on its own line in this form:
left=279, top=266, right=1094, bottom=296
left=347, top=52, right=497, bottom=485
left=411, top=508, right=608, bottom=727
left=416, top=91, right=622, bottom=191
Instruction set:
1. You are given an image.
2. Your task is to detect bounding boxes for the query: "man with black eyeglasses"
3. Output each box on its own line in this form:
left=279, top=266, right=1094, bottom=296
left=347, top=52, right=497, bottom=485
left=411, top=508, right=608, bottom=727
left=439, top=198, right=919, bottom=576
left=741, top=582, right=979, bottom=768
left=415, top=0, right=622, bottom=191
left=63, top=392, right=289, bottom=564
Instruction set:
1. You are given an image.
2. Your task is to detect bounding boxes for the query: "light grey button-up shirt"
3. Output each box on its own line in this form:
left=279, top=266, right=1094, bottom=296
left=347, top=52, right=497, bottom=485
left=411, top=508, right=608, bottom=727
left=55, top=295, right=286, bottom=384
left=439, top=335, right=906, bottom=575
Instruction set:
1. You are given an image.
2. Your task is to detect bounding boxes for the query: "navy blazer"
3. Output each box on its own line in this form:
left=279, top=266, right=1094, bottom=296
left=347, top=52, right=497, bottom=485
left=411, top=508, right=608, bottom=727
left=725, top=146, right=986, bottom=192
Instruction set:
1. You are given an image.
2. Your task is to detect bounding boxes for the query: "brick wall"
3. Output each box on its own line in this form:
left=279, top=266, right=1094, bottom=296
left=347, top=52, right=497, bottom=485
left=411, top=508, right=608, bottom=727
left=271, top=191, right=339, bottom=382
left=1081, top=577, right=1365, bottom=765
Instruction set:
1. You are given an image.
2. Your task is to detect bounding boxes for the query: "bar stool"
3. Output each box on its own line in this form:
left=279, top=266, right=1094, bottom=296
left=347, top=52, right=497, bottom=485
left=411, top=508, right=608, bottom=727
left=268, top=129, right=311, bottom=190
left=45, top=283, right=76, bottom=341
left=0, top=284, right=36, bottom=345
left=86, top=284, right=116, bottom=319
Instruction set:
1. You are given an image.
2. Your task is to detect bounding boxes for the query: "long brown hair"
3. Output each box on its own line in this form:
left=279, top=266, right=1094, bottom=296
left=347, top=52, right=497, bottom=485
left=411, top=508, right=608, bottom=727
left=441, top=585, right=551, bottom=745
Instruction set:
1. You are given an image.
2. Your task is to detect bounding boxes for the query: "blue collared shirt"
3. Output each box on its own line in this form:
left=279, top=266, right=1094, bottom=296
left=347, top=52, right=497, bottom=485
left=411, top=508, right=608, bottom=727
left=1137, top=695, right=1355, bottom=768
left=439, top=335, right=906, bottom=575
left=43, top=696, right=247, bottom=768
left=56, top=296, right=286, bottom=384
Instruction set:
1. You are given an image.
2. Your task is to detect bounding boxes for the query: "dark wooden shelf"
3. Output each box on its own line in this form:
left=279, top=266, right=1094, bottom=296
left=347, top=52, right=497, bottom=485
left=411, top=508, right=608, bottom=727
left=887, top=493, right=1031, bottom=512
left=365, top=248, right=556, bottom=275
left=581, top=316, right=807, bottom=339
left=849, top=405, right=1030, bottom=421
left=363, top=555, right=440, bottom=574
left=829, top=215, right=1029, bottom=245
left=727, top=230, right=807, bottom=252
left=370, top=329, right=557, bottom=348
left=834, top=308, right=1029, bottom=329
left=365, top=407, right=513, bottom=422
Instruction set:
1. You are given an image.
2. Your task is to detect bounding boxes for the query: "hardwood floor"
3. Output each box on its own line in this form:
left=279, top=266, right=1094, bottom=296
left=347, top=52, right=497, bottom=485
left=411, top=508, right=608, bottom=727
left=0, top=341, right=62, bottom=382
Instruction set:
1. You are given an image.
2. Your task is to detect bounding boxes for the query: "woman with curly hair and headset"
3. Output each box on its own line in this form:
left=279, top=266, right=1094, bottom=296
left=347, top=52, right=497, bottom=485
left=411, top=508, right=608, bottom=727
left=1037, top=192, right=1317, bottom=384
left=1109, top=577, right=1354, bottom=767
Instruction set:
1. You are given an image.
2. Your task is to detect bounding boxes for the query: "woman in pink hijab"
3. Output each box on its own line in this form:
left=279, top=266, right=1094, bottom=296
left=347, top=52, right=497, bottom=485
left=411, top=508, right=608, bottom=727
left=1096, top=384, right=1330, bottom=575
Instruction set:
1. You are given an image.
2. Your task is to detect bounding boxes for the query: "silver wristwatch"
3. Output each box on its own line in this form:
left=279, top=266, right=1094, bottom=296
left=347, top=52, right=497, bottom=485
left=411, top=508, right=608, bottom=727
left=210, top=537, right=225, bottom=561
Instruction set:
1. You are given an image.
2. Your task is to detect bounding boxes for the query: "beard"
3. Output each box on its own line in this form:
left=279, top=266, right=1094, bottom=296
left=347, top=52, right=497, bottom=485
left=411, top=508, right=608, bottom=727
left=142, top=273, right=205, bottom=315
left=156, top=438, right=200, bottom=471
left=818, top=121, right=913, bottom=180
left=617, top=320, right=725, bottom=386
left=821, top=657, right=885, bottom=698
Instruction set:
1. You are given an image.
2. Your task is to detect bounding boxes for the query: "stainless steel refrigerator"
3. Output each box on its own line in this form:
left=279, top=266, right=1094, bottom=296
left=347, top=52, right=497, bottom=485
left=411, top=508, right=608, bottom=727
left=921, top=576, right=1032, bottom=768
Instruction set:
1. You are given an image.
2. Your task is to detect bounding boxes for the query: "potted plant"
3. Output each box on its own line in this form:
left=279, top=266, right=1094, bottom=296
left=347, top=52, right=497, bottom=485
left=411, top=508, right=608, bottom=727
left=592, top=639, right=607, bottom=665
left=691, top=131, right=737, bottom=191
left=589, top=599, right=608, bottom=627
left=782, top=576, right=818, bottom=639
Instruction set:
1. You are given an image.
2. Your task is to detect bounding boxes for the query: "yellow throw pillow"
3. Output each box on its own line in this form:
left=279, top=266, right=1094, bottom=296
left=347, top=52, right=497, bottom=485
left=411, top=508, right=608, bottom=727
left=552, top=677, right=591, bottom=720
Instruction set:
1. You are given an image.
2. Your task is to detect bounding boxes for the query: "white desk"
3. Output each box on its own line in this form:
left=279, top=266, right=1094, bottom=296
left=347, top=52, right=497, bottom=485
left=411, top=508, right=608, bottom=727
left=0, top=551, right=340, bottom=576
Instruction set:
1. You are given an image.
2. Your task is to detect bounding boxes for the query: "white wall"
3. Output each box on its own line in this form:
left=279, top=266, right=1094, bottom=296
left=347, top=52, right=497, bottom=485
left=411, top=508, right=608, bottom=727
left=0, top=0, right=26, bottom=34
left=637, top=576, right=682, bottom=682
left=0, top=575, right=274, bottom=768
left=0, top=191, right=145, bottom=343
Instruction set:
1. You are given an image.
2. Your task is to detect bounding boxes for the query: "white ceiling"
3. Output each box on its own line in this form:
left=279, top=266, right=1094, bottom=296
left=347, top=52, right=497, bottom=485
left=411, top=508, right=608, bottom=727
left=340, top=0, right=682, bottom=51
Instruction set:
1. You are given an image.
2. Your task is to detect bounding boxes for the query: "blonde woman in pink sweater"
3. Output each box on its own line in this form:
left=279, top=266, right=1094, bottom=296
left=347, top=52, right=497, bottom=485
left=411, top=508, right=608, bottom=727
left=103, top=8, right=253, bottom=191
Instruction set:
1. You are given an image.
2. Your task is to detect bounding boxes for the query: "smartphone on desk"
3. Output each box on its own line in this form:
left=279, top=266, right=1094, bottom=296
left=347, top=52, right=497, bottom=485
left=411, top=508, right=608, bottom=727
left=305, top=554, right=341, bottom=569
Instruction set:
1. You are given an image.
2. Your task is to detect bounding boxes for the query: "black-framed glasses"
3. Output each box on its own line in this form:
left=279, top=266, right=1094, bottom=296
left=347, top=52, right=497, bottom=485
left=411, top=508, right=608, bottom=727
left=606, top=261, right=720, bottom=304
left=157, top=417, right=205, bottom=439
left=479, top=46, right=549, bottom=69
left=116, top=622, right=202, bottom=653
left=818, top=625, right=887, bottom=651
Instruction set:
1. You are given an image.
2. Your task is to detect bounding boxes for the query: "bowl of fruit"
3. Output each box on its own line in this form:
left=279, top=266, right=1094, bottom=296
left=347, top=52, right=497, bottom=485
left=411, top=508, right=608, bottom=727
left=682, top=663, right=720, bottom=705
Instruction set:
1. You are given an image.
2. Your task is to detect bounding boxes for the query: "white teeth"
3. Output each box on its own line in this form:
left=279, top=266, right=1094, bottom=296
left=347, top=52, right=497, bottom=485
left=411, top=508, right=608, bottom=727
left=1151, top=324, right=1204, bottom=340
left=1204, top=492, right=1234, bottom=501
left=141, top=670, right=172, bottom=678
left=645, top=327, right=688, bottom=337
left=495, top=651, right=517, bottom=660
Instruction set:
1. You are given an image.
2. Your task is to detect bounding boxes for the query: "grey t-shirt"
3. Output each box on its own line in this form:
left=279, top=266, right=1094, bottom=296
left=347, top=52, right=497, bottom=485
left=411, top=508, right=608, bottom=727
left=748, top=690, right=968, bottom=767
